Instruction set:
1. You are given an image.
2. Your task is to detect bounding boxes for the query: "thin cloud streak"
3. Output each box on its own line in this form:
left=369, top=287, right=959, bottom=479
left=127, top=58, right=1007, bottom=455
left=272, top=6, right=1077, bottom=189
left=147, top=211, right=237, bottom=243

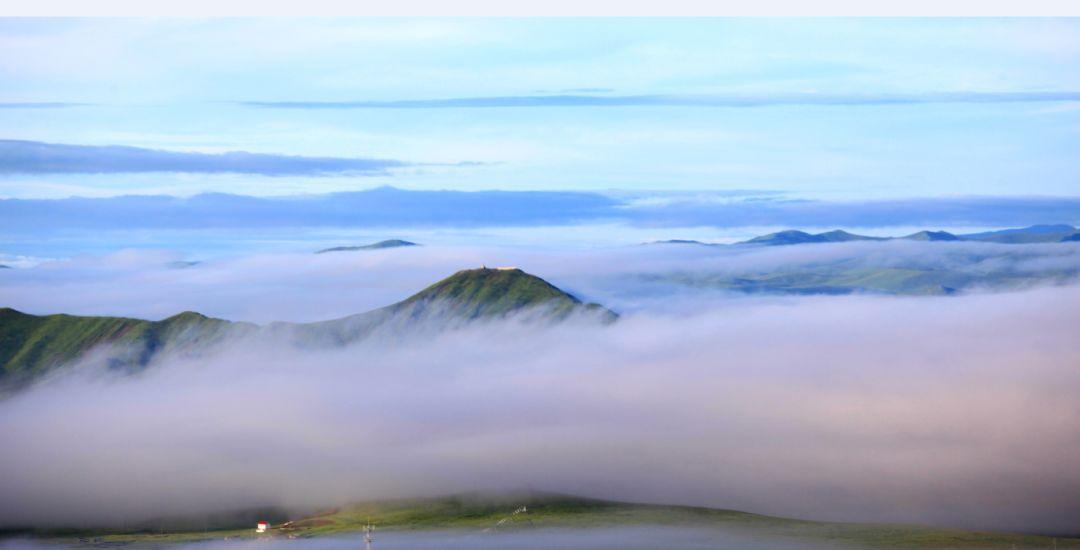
left=0, top=140, right=411, bottom=176
left=1, top=190, right=1077, bottom=232
left=242, top=91, right=1080, bottom=110
left=0, top=102, right=92, bottom=109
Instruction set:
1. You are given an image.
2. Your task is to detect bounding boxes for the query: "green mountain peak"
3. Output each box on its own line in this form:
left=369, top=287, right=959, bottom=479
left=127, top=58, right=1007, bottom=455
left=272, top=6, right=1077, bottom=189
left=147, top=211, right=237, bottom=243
left=2, top=268, right=617, bottom=386
left=396, top=267, right=615, bottom=321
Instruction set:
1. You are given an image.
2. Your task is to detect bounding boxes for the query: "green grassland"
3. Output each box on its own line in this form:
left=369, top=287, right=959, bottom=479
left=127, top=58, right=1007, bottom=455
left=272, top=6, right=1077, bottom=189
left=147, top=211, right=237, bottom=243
left=31, top=493, right=1080, bottom=549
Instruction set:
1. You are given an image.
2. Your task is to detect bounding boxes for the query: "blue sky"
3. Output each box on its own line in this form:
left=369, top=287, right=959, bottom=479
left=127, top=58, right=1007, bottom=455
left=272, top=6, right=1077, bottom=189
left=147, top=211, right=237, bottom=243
left=0, top=18, right=1078, bottom=201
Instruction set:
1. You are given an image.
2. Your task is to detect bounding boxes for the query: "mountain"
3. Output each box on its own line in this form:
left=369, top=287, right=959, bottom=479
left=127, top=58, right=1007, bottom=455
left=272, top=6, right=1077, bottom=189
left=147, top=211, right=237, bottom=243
left=961, top=224, right=1078, bottom=243
left=0, top=308, right=242, bottom=387
left=393, top=267, right=612, bottom=321
left=1063, top=233, right=1080, bottom=242
left=902, top=230, right=960, bottom=241
left=290, top=267, right=616, bottom=345
left=731, top=225, right=1079, bottom=247
left=1, top=268, right=614, bottom=386
left=316, top=239, right=418, bottom=253
left=741, top=229, right=881, bottom=246
left=815, top=229, right=883, bottom=242
left=743, top=230, right=819, bottom=246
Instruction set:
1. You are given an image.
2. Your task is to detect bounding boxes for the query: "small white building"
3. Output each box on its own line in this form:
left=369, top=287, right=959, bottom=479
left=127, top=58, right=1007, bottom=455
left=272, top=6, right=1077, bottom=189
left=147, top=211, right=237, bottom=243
left=256, top=521, right=269, bottom=533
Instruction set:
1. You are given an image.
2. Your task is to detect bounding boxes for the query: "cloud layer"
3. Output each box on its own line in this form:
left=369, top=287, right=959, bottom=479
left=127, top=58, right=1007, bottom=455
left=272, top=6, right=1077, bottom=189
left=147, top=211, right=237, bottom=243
left=2, top=189, right=1078, bottom=234
left=0, top=140, right=409, bottom=176
left=0, top=285, right=1078, bottom=534
left=3, top=240, right=1079, bottom=323
left=243, top=91, right=1080, bottom=110
left=0, top=103, right=90, bottom=109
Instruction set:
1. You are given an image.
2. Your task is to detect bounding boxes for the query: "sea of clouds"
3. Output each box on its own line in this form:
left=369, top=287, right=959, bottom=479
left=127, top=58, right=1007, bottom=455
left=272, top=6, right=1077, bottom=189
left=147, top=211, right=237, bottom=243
left=0, top=242, right=1075, bottom=533
left=3, top=240, right=1080, bottom=322
left=1, top=242, right=1079, bottom=534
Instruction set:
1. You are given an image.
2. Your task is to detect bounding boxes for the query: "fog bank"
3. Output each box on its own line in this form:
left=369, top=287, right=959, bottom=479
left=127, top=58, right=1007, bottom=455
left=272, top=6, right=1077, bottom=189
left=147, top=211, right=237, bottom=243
left=1, top=285, right=1078, bottom=533
left=2, top=240, right=1078, bottom=322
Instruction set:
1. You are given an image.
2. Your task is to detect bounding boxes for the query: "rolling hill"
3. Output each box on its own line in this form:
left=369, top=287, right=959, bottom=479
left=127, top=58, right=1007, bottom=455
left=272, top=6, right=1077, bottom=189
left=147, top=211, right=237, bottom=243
left=741, top=229, right=883, bottom=246
left=0, top=308, right=243, bottom=387
left=721, top=225, right=1079, bottom=247
left=0, top=268, right=614, bottom=387
left=903, top=230, right=961, bottom=241
left=286, top=267, right=616, bottom=346
left=962, top=224, right=1078, bottom=243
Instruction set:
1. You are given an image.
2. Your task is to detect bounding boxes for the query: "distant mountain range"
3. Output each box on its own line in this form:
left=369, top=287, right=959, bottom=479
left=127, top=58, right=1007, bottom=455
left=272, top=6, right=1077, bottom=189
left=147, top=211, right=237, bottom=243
left=743, top=229, right=885, bottom=245
left=0, top=268, right=614, bottom=388
left=315, top=239, right=418, bottom=254
left=640, top=225, right=1080, bottom=297
left=650, top=224, right=1079, bottom=247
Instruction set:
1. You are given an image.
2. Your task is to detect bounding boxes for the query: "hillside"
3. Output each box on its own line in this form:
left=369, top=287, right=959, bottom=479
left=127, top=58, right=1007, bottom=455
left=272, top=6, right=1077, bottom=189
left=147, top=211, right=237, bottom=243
left=741, top=229, right=884, bottom=246
left=1, top=268, right=615, bottom=385
left=903, top=230, right=961, bottom=241
left=962, top=224, right=1078, bottom=243
left=315, top=239, right=418, bottom=253
left=289, top=267, right=617, bottom=346
left=37, top=492, right=1080, bottom=549
left=396, top=267, right=612, bottom=320
left=0, top=308, right=239, bottom=386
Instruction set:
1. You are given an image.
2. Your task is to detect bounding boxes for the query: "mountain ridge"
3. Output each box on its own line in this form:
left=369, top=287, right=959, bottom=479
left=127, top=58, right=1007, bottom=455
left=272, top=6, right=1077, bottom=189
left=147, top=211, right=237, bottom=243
left=714, top=224, right=1079, bottom=247
left=0, top=268, right=615, bottom=386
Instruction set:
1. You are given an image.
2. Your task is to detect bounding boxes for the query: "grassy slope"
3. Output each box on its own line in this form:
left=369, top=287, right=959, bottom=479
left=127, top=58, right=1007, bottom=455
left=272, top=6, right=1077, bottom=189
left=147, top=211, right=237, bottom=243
left=2, top=268, right=615, bottom=383
left=394, top=267, right=611, bottom=320
left=40, top=493, right=1080, bottom=549
left=292, top=267, right=616, bottom=346
left=0, top=308, right=237, bottom=385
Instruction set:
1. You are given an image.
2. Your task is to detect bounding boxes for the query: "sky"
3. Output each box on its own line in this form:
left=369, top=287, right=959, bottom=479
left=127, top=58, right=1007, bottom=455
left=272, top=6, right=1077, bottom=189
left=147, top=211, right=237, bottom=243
left=1, top=18, right=1079, bottom=201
